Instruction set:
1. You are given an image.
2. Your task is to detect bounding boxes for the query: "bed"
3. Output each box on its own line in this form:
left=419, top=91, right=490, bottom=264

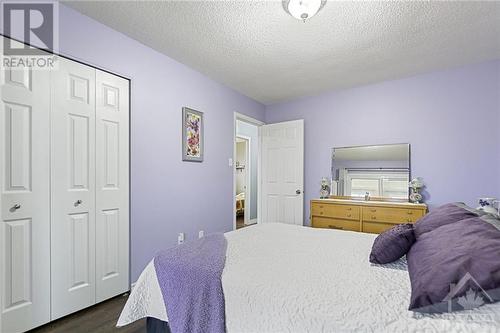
left=118, top=223, right=500, bottom=332
left=235, top=192, right=245, bottom=216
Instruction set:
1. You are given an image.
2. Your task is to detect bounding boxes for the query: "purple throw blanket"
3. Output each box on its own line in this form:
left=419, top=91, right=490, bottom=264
left=154, top=233, right=227, bottom=333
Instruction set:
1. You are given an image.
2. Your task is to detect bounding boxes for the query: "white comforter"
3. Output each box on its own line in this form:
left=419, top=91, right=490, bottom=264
left=119, top=223, right=500, bottom=332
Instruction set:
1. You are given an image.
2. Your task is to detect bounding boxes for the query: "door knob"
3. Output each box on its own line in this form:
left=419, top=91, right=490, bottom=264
left=74, top=200, right=83, bottom=206
left=296, top=189, right=301, bottom=195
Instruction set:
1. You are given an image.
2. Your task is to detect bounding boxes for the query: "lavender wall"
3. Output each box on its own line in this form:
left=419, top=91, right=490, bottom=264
left=3, top=5, right=265, bottom=281
left=266, top=60, right=500, bottom=224
left=6, top=4, right=499, bottom=280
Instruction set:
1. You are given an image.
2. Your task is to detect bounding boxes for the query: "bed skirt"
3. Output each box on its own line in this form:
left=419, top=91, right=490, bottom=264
left=146, top=318, right=171, bottom=333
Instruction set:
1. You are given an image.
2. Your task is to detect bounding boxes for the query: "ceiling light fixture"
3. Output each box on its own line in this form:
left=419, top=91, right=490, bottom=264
left=282, top=0, right=326, bottom=22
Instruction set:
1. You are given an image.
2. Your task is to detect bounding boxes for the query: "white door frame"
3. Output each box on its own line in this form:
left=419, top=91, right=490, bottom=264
left=236, top=135, right=251, bottom=225
left=233, top=112, right=264, bottom=230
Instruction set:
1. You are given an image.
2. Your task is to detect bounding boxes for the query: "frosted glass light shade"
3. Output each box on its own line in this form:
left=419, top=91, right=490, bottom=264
left=283, top=0, right=326, bottom=21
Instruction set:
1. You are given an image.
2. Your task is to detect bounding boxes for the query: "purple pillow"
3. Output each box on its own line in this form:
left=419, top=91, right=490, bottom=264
left=369, top=224, right=416, bottom=264
left=414, top=203, right=478, bottom=238
left=407, top=217, right=500, bottom=312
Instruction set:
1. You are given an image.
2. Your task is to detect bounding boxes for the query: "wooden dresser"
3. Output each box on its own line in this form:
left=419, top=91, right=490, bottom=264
left=310, top=199, right=427, bottom=234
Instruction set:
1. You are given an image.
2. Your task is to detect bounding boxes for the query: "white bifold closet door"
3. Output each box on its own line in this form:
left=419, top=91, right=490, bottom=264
left=1, top=36, right=129, bottom=331
left=95, top=69, right=130, bottom=303
left=0, top=40, right=51, bottom=332
left=50, top=58, right=130, bottom=319
left=50, top=57, right=97, bottom=319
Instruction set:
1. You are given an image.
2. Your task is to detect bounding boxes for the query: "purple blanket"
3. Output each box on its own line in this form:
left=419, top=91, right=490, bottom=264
left=154, top=233, right=227, bottom=333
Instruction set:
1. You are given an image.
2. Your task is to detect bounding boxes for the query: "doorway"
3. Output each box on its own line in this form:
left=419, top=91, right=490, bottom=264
left=234, top=113, right=264, bottom=230
left=235, top=136, right=250, bottom=228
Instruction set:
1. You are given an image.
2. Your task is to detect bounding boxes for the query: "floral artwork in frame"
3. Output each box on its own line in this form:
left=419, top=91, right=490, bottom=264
left=182, top=107, right=204, bottom=162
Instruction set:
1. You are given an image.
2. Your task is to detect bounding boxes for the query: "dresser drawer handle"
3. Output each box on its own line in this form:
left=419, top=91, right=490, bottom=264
left=347, top=208, right=352, bottom=211
left=347, top=214, right=352, bottom=217
left=407, top=218, right=413, bottom=222
left=371, top=216, right=377, bottom=220
left=320, top=212, right=324, bottom=215
left=319, top=205, right=324, bottom=208
left=329, top=225, right=344, bottom=230
left=407, top=211, right=413, bottom=215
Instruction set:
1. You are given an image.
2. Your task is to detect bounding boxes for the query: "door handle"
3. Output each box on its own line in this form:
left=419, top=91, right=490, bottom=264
left=296, top=189, right=301, bottom=195
left=74, top=200, right=83, bottom=207
left=10, top=204, right=21, bottom=212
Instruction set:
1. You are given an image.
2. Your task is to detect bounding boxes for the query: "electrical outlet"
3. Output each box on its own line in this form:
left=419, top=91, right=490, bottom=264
left=178, top=232, right=185, bottom=245
left=198, top=230, right=204, bottom=238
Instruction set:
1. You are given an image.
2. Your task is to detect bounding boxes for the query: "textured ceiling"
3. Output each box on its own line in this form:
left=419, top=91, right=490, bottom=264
left=64, top=1, right=500, bottom=104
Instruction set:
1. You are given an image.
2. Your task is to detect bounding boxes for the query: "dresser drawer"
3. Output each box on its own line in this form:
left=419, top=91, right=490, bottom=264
left=362, top=221, right=396, bottom=234
left=362, top=207, right=423, bottom=224
left=311, top=203, right=359, bottom=221
left=311, top=217, right=360, bottom=232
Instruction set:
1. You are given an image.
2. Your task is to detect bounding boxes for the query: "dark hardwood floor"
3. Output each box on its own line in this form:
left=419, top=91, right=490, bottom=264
left=236, top=215, right=245, bottom=229
left=29, top=294, right=146, bottom=333
left=236, top=215, right=256, bottom=229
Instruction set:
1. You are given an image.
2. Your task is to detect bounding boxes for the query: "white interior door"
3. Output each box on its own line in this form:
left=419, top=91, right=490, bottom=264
left=261, top=120, right=304, bottom=225
left=0, top=38, right=51, bottom=332
left=95, top=70, right=130, bottom=302
left=50, top=57, right=96, bottom=319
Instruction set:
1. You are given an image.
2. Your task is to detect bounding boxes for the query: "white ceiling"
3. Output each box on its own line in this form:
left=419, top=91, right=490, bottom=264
left=65, top=1, right=500, bottom=105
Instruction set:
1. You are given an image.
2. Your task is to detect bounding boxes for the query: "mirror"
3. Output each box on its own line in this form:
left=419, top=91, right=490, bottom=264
left=331, top=144, right=410, bottom=201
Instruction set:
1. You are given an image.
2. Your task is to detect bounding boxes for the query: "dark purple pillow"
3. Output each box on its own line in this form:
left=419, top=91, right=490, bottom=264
left=414, top=203, right=478, bottom=238
left=369, top=224, right=416, bottom=264
left=407, top=217, right=500, bottom=312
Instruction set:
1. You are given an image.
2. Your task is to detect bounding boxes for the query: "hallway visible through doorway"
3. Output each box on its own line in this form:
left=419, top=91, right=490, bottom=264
left=234, top=115, right=262, bottom=230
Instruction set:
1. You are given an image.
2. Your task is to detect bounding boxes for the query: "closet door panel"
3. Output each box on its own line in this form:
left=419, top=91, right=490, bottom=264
left=95, top=70, right=129, bottom=302
left=51, top=57, right=96, bottom=319
left=0, top=38, right=51, bottom=332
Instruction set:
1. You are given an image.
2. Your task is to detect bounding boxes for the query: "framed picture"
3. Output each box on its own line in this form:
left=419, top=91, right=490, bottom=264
left=182, top=107, right=204, bottom=162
